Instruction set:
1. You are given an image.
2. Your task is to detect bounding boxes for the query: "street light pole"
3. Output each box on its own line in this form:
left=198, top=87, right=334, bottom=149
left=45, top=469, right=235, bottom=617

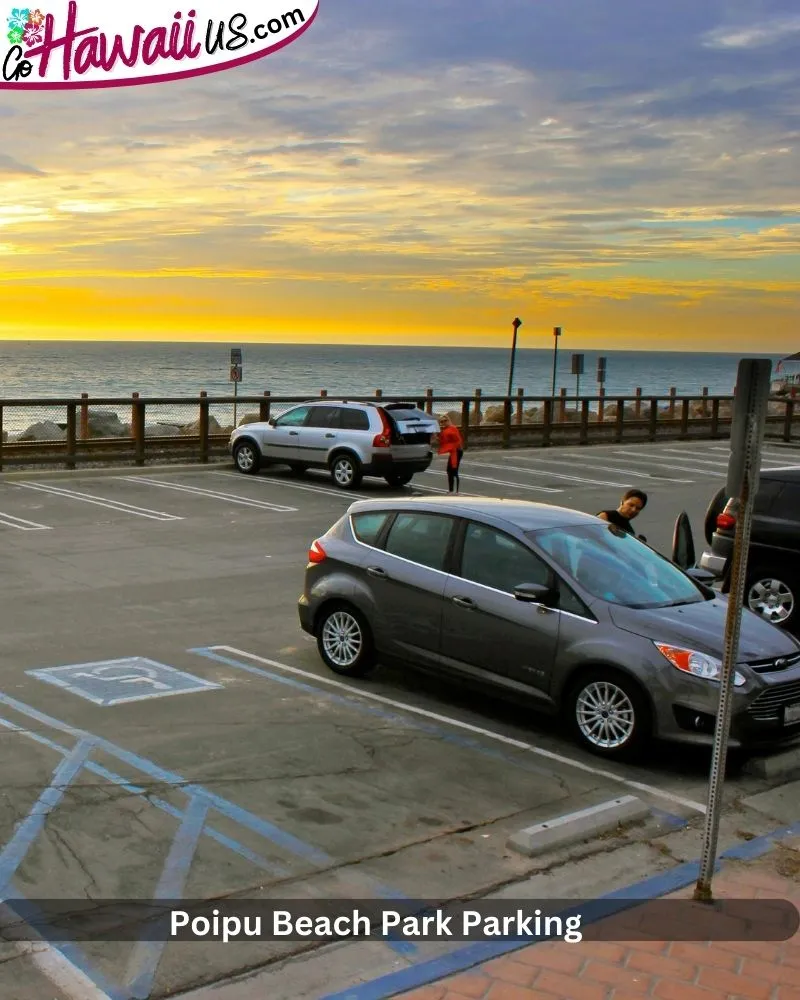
left=507, top=318, right=522, bottom=398
left=551, top=326, right=562, bottom=397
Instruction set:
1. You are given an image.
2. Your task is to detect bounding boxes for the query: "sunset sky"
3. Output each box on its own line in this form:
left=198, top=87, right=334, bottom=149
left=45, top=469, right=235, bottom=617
left=1, top=0, right=798, bottom=351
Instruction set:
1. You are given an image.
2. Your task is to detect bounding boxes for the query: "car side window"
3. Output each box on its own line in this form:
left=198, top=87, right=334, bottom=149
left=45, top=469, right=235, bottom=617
left=351, top=512, right=391, bottom=547
left=338, top=408, right=370, bottom=430
left=384, top=513, right=454, bottom=572
left=304, top=406, right=340, bottom=428
left=459, top=523, right=549, bottom=593
left=275, top=406, right=311, bottom=427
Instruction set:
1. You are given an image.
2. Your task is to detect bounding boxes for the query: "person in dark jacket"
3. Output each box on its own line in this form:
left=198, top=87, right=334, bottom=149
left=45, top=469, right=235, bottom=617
left=596, top=489, right=648, bottom=539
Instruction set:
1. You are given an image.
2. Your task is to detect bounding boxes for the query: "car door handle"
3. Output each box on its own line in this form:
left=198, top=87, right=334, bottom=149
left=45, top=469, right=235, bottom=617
left=325, top=433, right=336, bottom=438
left=452, top=596, right=476, bottom=609
left=289, top=430, right=299, bottom=436
left=366, top=566, right=388, bottom=579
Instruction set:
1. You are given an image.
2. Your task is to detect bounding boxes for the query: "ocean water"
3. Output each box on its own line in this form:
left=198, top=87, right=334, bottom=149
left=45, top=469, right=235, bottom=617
left=0, top=341, right=783, bottom=400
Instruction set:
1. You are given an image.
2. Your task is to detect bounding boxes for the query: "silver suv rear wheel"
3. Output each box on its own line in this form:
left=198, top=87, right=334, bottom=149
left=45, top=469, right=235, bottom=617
left=233, top=441, right=260, bottom=474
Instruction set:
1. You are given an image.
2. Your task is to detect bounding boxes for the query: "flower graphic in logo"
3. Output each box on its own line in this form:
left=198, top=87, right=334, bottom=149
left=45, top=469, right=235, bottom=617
left=23, top=18, right=43, bottom=44
left=7, top=25, right=24, bottom=44
left=6, top=7, right=30, bottom=31
left=27, top=6, right=43, bottom=24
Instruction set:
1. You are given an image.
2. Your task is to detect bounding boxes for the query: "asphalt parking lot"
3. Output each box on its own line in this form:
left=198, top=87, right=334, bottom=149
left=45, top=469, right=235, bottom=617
left=1, top=439, right=799, bottom=1000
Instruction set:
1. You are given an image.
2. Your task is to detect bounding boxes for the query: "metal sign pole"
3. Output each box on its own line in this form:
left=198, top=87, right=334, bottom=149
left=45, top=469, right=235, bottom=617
left=230, top=347, right=243, bottom=429
left=233, top=381, right=238, bottom=429
left=551, top=327, right=561, bottom=398
left=693, top=358, right=771, bottom=901
left=508, top=318, right=522, bottom=398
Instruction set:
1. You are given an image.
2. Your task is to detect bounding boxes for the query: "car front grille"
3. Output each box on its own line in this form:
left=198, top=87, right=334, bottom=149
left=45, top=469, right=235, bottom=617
left=747, top=678, right=800, bottom=721
left=748, top=651, right=800, bottom=673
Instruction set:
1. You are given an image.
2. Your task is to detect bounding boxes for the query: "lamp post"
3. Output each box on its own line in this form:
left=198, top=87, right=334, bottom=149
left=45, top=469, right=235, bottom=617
left=507, top=318, right=522, bottom=398
left=551, top=326, right=562, bottom=398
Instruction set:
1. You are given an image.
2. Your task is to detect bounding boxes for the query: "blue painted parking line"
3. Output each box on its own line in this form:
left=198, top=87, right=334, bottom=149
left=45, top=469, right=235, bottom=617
left=0, top=736, right=96, bottom=897
left=320, top=819, right=800, bottom=1000
left=125, top=795, right=211, bottom=1000
left=0, top=689, right=418, bottom=991
left=0, top=714, right=290, bottom=877
left=27, top=657, right=222, bottom=707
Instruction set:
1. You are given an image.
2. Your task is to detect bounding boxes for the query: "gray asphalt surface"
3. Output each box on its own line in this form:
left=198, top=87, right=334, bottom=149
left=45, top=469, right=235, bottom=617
left=0, top=438, right=798, bottom=999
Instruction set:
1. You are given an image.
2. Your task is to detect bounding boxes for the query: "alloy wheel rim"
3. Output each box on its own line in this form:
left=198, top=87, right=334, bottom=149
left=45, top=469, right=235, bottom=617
left=237, top=446, right=254, bottom=471
left=334, top=460, right=354, bottom=485
left=576, top=681, right=635, bottom=749
left=748, top=578, right=794, bottom=624
left=322, top=611, right=362, bottom=666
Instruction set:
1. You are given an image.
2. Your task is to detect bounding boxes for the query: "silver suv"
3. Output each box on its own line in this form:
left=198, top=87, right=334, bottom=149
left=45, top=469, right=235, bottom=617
left=229, top=400, right=438, bottom=489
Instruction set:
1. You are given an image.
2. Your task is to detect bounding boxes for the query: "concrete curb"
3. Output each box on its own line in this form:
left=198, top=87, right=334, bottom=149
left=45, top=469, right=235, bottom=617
left=742, top=746, right=800, bottom=779
left=506, top=796, right=650, bottom=858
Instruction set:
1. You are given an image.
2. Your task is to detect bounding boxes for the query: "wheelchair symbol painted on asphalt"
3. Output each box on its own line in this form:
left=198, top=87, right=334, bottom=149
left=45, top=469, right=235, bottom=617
left=26, top=657, right=223, bottom=706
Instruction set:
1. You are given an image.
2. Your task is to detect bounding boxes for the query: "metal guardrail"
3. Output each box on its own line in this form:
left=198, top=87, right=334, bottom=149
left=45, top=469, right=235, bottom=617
left=0, top=389, right=796, bottom=471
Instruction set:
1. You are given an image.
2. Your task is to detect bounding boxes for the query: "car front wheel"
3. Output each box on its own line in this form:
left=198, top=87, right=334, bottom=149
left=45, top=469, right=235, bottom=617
left=746, top=570, right=797, bottom=629
left=316, top=603, right=376, bottom=677
left=233, top=441, right=260, bottom=474
left=565, top=669, right=650, bottom=760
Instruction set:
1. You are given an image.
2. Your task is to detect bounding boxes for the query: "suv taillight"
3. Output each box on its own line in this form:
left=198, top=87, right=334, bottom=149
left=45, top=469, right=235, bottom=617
left=372, top=408, right=393, bottom=449
left=308, top=539, right=327, bottom=563
left=716, top=512, right=736, bottom=531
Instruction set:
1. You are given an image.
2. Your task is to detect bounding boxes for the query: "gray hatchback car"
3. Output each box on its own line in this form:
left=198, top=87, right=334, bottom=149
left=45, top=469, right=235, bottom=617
left=298, top=497, right=800, bottom=760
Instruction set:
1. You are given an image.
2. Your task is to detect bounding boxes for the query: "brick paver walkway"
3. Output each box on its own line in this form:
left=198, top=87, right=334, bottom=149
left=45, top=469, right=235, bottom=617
left=397, top=845, right=800, bottom=1000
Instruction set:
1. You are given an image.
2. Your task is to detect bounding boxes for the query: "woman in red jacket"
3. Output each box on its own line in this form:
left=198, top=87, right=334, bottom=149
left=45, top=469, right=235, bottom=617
left=436, top=414, right=464, bottom=493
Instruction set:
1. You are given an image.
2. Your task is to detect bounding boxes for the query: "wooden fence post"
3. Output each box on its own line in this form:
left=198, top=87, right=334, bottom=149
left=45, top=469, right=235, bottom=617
left=668, top=386, right=677, bottom=419
left=579, top=399, right=590, bottom=444
left=711, top=398, right=720, bottom=437
left=615, top=398, right=625, bottom=443
left=199, top=390, right=209, bottom=463
left=425, top=388, right=433, bottom=414
left=80, top=392, right=89, bottom=439
left=133, top=399, right=145, bottom=466
left=502, top=398, right=512, bottom=449
left=515, top=388, right=524, bottom=425
left=460, top=400, right=470, bottom=448
left=66, top=403, right=77, bottom=470
left=473, top=389, right=482, bottom=426
left=259, top=391, right=271, bottom=422
left=634, top=387, right=642, bottom=419
left=649, top=399, right=658, bottom=441
left=680, top=398, right=690, bottom=439
left=558, top=387, right=567, bottom=422
left=542, top=398, right=553, bottom=447
left=784, top=400, right=795, bottom=443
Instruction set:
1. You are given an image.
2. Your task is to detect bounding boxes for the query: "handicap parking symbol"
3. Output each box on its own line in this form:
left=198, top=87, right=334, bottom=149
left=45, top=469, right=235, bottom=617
left=27, top=657, right=223, bottom=706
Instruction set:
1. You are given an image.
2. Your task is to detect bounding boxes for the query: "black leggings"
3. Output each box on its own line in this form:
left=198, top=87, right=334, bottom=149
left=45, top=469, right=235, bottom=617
left=447, top=450, right=463, bottom=492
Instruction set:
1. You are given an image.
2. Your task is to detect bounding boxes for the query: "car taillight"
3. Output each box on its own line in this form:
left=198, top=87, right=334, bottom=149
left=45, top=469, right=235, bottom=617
left=308, top=539, right=327, bottom=563
left=716, top=512, right=736, bottom=531
left=372, top=408, right=393, bottom=448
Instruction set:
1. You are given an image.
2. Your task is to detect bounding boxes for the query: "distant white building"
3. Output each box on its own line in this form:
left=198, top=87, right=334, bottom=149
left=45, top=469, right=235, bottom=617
left=771, top=352, right=800, bottom=395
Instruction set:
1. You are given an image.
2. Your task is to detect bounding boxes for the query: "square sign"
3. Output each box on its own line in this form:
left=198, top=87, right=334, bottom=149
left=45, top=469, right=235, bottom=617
left=230, top=364, right=242, bottom=383
left=26, top=657, right=223, bottom=707
left=230, top=348, right=242, bottom=365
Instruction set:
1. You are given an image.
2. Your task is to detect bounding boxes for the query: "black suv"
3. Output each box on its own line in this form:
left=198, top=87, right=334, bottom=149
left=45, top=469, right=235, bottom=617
left=699, top=466, right=800, bottom=632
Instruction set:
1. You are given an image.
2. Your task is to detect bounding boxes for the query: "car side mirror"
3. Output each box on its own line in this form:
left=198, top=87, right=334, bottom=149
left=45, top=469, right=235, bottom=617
left=514, top=583, right=556, bottom=606
left=268, top=417, right=276, bottom=427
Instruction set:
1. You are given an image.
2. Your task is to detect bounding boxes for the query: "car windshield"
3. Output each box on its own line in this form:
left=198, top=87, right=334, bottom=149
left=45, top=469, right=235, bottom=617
left=531, top=522, right=706, bottom=610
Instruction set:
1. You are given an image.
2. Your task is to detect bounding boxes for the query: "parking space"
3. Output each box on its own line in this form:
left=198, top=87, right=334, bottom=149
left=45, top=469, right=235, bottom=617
left=1, top=439, right=799, bottom=998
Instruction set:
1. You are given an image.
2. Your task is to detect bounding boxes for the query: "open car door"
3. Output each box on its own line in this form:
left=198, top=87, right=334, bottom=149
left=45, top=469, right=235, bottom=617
left=672, top=510, right=696, bottom=571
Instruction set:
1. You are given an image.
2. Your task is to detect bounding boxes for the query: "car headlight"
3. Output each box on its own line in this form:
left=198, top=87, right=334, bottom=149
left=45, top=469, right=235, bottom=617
left=653, top=643, right=746, bottom=687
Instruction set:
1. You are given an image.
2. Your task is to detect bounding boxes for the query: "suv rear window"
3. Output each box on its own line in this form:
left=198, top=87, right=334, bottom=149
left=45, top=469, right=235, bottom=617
left=772, top=483, right=800, bottom=520
left=753, top=479, right=784, bottom=515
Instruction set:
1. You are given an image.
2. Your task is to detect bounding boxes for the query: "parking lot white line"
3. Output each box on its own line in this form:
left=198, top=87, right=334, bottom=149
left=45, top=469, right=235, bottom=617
left=210, top=645, right=707, bottom=816
left=0, top=511, right=52, bottom=530
left=613, top=449, right=784, bottom=471
left=208, top=471, right=374, bottom=501
left=119, top=477, right=298, bottom=512
left=654, top=447, right=788, bottom=469
left=710, top=445, right=800, bottom=464
left=487, top=454, right=695, bottom=483
left=424, top=469, right=563, bottom=494
left=463, top=460, right=629, bottom=488
left=13, top=482, right=182, bottom=521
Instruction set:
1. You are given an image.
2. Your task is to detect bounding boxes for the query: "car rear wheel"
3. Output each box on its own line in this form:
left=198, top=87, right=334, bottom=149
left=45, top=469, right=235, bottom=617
left=746, top=570, right=797, bottom=629
left=233, top=441, right=260, bottom=474
left=385, top=472, right=413, bottom=488
left=566, top=669, right=651, bottom=760
left=330, top=453, right=363, bottom=490
left=316, top=603, right=376, bottom=677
